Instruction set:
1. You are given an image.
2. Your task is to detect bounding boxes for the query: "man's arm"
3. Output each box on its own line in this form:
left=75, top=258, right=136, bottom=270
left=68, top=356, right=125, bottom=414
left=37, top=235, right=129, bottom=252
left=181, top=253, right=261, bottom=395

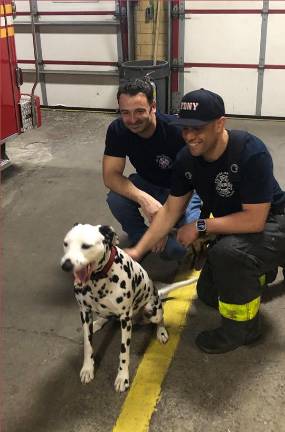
left=206, top=202, right=270, bottom=234
left=103, top=155, right=163, bottom=222
left=176, top=202, right=270, bottom=247
left=125, top=192, right=192, bottom=261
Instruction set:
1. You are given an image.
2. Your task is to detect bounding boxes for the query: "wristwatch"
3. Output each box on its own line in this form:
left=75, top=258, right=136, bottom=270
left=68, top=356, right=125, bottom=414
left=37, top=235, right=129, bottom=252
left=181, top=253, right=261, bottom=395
left=196, top=219, right=207, bottom=236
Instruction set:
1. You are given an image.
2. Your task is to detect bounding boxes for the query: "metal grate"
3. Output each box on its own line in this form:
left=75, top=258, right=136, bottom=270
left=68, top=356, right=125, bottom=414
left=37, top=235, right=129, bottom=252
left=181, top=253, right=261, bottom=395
left=20, top=95, right=33, bottom=132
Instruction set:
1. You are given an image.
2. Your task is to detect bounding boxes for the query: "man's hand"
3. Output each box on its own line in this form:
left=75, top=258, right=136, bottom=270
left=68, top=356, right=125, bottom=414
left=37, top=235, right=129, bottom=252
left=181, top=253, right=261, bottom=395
left=176, top=223, right=198, bottom=248
left=125, top=236, right=168, bottom=258
left=151, top=236, right=168, bottom=253
left=138, top=193, right=162, bottom=223
left=124, top=247, right=142, bottom=262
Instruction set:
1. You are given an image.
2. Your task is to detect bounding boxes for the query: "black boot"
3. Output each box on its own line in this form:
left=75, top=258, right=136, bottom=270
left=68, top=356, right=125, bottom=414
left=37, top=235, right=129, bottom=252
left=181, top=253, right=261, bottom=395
left=195, top=315, right=261, bottom=354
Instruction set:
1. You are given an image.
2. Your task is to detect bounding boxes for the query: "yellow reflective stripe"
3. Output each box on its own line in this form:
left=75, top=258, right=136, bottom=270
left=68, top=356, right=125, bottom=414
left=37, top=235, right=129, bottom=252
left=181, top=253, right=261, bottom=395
left=0, top=26, right=14, bottom=37
left=259, top=274, right=266, bottom=287
left=1, top=4, right=13, bottom=15
left=219, top=297, right=261, bottom=321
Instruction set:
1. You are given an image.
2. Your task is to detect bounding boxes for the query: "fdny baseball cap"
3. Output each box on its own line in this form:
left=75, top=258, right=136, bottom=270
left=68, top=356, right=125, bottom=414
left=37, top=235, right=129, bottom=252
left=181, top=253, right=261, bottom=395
left=171, top=88, right=225, bottom=127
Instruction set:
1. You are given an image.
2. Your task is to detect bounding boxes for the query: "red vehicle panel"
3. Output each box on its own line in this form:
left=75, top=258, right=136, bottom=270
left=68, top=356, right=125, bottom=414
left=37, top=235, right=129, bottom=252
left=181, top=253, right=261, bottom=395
left=0, top=0, right=21, bottom=142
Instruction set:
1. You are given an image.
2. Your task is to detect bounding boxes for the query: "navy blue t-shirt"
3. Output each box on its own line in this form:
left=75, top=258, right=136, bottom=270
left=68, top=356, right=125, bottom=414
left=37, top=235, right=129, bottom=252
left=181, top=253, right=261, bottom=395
left=104, top=113, right=185, bottom=188
left=171, top=130, right=285, bottom=217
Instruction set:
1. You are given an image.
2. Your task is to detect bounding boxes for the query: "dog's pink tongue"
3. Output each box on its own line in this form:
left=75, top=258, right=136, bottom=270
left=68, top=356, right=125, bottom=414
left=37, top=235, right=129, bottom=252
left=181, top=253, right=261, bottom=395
left=74, top=267, right=89, bottom=284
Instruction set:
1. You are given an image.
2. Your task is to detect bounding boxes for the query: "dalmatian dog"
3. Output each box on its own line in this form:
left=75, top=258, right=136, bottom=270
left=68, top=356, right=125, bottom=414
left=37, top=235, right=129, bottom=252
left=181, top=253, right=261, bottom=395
left=61, top=223, right=197, bottom=392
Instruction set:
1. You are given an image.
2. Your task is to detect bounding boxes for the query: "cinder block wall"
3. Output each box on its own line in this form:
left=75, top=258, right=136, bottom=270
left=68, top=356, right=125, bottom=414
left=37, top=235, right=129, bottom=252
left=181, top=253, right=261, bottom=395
left=134, top=0, right=168, bottom=61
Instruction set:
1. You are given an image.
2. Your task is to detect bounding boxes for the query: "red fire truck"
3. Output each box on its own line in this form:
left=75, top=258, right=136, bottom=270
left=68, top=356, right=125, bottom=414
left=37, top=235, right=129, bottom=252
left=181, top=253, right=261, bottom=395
left=0, top=0, right=41, bottom=171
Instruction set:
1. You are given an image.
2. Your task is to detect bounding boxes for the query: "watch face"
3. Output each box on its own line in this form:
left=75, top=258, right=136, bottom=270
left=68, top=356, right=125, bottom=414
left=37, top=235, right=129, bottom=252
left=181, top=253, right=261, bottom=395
left=197, top=219, right=206, bottom=232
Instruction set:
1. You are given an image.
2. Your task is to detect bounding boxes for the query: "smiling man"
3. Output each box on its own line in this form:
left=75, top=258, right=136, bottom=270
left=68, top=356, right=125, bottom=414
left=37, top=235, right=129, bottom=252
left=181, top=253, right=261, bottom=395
left=126, top=88, right=285, bottom=354
left=103, top=79, right=201, bottom=260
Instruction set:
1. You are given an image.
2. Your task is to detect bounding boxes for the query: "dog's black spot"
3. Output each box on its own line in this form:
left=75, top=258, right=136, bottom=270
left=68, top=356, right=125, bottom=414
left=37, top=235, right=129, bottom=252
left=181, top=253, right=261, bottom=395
left=83, top=300, right=90, bottom=307
left=120, top=280, right=126, bottom=289
left=98, top=289, right=106, bottom=299
left=116, top=297, right=123, bottom=304
left=124, top=379, right=129, bottom=384
left=85, top=312, right=90, bottom=324
left=130, top=261, right=134, bottom=271
left=134, top=297, right=143, bottom=309
left=127, top=325, right=131, bottom=332
left=94, top=297, right=98, bottom=302
left=74, top=288, right=81, bottom=295
left=121, top=343, right=126, bottom=353
left=82, top=286, right=90, bottom=295
left=100, top=304, right=107, bottom=308
left=115, top=255, right=123, bottom=264
left=133, top=289, right=142, bottom=301
left=126, top=338, right=130, bottom=346
left=88, top=322, right=93, bottom=343
left=121, top=319, right=127, bottom=329
left=131, top=278, right=136, bottom=291
left=122, top=306, right=126, bottom=310
left=111, top=274, right=119, bottom=283
left=122, top=359, right=126, bottom=364
left=127, top=291, right=131, bottom=299
left=123, top=262, right=131, bottom=279
left=80, top=312, right=85, bottom=324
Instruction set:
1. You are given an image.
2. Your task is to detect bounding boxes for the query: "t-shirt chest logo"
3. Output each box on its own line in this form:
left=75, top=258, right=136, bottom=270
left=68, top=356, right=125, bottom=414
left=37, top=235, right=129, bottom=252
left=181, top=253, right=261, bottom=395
left=215, top=171, right=234, bottom=197
left=184, top=171, right=192, bottom=180
left=156, top=154, right=173, bottom=169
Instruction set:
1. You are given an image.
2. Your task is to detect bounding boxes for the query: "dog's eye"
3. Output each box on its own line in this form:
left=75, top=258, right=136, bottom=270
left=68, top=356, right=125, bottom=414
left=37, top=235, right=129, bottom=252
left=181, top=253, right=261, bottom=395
left=63, top=241, right=68, bottom=248
left=82, top=243, right=92, bottom=250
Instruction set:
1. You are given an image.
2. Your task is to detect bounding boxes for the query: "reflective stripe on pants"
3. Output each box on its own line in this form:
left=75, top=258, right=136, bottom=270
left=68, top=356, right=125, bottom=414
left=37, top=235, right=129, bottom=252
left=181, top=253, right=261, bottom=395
left=219, top=296, right=261, bottom=321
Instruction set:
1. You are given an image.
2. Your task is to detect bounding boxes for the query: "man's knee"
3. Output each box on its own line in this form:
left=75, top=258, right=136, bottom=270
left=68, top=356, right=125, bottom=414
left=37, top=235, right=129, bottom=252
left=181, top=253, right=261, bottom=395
left=208, top=236, right=247, bottom=269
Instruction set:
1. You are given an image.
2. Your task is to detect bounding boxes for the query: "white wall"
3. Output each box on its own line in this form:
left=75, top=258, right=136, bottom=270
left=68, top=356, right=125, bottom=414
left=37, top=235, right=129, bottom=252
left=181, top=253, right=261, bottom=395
left=184, top=0, right=285, bottom=117
left=15, top=0, right=119, bottom=109
left=14, top=0, right=285, bottom=116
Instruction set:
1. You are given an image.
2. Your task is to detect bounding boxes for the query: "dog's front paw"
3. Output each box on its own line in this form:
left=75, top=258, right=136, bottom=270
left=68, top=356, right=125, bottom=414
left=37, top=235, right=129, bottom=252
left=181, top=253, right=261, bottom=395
left=114, top=370, right=130, bottom=392
left=80, top=363, right=94, bottom=384
left=157, top=326, right=169, bottom=344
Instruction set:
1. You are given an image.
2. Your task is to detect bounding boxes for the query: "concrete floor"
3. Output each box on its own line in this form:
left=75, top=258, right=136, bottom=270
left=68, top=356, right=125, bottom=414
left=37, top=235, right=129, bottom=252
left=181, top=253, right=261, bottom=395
left=2, top=111, right=285, bottom=432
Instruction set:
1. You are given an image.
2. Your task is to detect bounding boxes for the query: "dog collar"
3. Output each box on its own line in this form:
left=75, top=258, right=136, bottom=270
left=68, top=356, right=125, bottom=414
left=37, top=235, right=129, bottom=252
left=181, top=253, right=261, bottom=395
left=95, top=246, right=117, bottom=279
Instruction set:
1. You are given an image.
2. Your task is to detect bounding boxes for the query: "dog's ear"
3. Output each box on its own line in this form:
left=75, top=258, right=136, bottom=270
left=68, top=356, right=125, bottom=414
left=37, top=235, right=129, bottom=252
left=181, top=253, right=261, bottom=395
left=99, top=225, right=119, bottom=246
left=73, top=222, right=79, bottom=227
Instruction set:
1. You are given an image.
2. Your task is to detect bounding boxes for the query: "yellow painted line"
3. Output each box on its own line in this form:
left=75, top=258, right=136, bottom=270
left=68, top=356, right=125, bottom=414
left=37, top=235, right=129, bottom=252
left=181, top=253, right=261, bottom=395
left=113, top=269, right=199, bottom=432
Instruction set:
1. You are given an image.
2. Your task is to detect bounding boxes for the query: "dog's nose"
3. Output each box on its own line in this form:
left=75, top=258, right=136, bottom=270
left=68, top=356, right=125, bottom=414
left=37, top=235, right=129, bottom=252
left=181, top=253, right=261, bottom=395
left=61, top=259, right=74, bottom=272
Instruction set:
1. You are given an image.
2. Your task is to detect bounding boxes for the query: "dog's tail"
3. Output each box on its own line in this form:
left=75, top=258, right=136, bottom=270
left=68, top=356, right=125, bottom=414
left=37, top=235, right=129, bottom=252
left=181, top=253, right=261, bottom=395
left=157, top=276, right=199, bottom=300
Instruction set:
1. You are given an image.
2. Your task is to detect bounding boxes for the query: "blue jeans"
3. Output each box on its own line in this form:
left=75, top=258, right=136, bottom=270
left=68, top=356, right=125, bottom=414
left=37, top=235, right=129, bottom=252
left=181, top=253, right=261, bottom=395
left=106, top=173, right=201, bottom=260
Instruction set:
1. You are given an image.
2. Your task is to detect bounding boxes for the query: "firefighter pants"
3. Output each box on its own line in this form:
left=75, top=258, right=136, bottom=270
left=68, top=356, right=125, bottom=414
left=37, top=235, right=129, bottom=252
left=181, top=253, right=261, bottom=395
left=197, top=212, right=285, bottom=321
